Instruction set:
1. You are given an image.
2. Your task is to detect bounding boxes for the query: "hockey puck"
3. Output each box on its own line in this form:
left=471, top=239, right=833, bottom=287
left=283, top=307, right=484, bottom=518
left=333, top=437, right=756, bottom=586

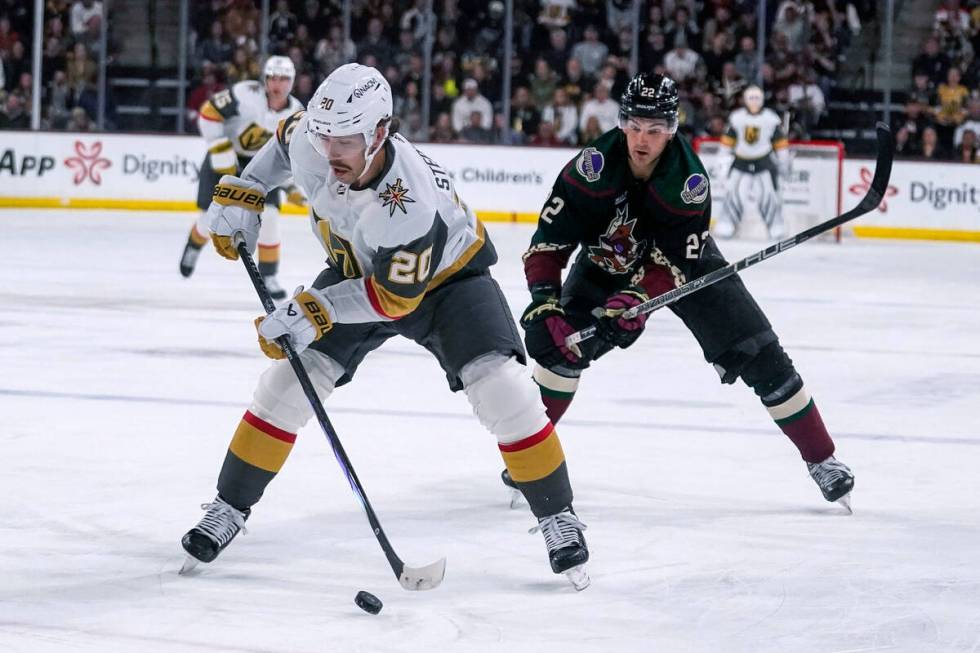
left=354, top=590, right=383, bottom=615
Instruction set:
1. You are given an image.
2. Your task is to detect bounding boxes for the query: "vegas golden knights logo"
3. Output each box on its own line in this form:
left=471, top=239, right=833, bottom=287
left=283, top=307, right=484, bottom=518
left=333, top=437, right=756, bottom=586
left=239, top=122, right=273, bottom=151
left=744, top=125, right=760, bottom=145
left=313, top=210, right=362, bottom=279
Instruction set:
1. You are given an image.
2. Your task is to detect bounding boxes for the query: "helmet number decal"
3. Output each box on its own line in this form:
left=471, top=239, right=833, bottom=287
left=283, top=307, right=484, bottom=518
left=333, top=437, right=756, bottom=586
left=640, top=87, right=657, bottom=98
left=319, top=97, right=334, bottom=111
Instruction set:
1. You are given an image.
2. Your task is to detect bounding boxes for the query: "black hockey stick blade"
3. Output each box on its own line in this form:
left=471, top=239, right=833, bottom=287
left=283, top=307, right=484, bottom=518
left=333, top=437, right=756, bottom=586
left=234, top=237, right=446, bottom=591
left=567, top=122, right=894, bottom=346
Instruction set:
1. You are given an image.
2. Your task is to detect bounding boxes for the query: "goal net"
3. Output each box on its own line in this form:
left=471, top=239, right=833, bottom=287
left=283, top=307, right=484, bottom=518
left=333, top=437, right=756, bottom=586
left=693, top=138, right=845, bottom=242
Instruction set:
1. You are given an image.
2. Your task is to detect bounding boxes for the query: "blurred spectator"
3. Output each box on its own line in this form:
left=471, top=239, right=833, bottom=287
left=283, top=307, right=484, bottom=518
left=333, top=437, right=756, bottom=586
left=451, top=78, right=492, bottom=133
left=394, top=79, right=421, bottom=120
left=579, top=114, right=604, bottom=144
left=297, top=0, right=331, bottom=38
left=920, top=125, right=946, bottom=159
left=47, top=69, right=72, bottom=128
left=492, top=112, right=522, bottom=145
left=733, top=36, right=759, bottom=85
left=226, top=46, right=260, bottom=84
left=541, top=87, right=579, bottom=145
left=578, top=82, right=619, bottom=134
left=912, top=36, right=950, bottom=85
left=933, top=66, right=969, bottom=135
left=185, top=64, right=224, bottom=128
left=401, top=111, right=428, bottom=142
left=459, top=109, right=493, bottom=144
left=314, top=25, right=357, bottom=76
left=67, top=42, right=96, bottom=97
left=714, top=61, right=746, bottom=109
left=294, top=72, right=314, bottom=106
left=268, top=0, right=297, bottom=51
left=894, top=125, right=918, bottom=156
left=529, top=120, right=562, bottom=147
left=665, top=6, right=701, bottom=52
left=703, top=5, right=735, bottom=48
left=0, top=15, right=19, bottom=53
left=561, top=57, right=588, bottom=106
left=43, top=16, right=70, bottom=74
left=664, top=43, right=703, bottom=84
left=705, top=114, right=727, bottom=138
left=542, top=28, right=571, bottom=76
left=787, top=71, right=826, bottom=132
left=898, top=99, right=929, bottom=152
left=954, top=128, right=977, bottom=162
left=358, top=17, right=394, bottom=69
left=430, top=111, right=456, bottom=143
left=4, top=40, right=30, bottom=92
left=702, top=33, right=733, bottom=84
left=393, top=29, right=419, bottom=74
left=909, top=72, right=936, bottom=106
left=430, top=83, right=453, bottom=123
left=509, top=85, right=540, bottom=143
left=606, top=0, right=634, bottom=36
left=538, top=0, right=574, bottom=29
left=528, top=58, right=559, bottom=110
left=197, top=20, right=233, bottom=69
left=640, top=29, right=669, bottom=71
left=401, top=0, right=435, bottom=43
left=70, top=0, right=102, bottom=44
left=65, top=105, right=92, bottom=131
left=773, top=1, right=809, bottom=53
left=571, top=25, right=608, bottom=78
left=954, top=96, right=980, bottom=147
left=0, top=92, right=29, bottom=129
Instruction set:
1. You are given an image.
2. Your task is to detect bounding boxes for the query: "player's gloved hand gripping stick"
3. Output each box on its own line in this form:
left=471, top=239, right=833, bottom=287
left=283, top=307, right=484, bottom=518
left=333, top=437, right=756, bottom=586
left=567, top=122, right=895, bottom=347
left=233, top=234, right=447, bottom=591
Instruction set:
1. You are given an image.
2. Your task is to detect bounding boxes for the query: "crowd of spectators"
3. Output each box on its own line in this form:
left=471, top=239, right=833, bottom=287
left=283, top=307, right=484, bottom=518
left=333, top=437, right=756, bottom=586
left=0, top=0, right=115, bottom=130
left=898, top=0, right=980, bottom=162
left=15, top=0, right=976, bottom=167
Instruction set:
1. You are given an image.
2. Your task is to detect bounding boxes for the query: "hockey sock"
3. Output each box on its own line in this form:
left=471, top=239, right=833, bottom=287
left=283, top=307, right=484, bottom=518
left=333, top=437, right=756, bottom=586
left=532, top=365, right=579, bottom=424
left=187, top=224, right=208, bottom=249
left=258, top=243, right=281, bottom=277
left=764, top=385, right=834, bottom=463
left=217, top=410, right=296, bottom=510
left=498, top=423, right=572, bottom=518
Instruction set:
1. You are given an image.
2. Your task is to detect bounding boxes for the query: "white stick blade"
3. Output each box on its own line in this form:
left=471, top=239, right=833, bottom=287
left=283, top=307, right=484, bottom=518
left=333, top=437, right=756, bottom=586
left=398, top=558, right=447, bottom=591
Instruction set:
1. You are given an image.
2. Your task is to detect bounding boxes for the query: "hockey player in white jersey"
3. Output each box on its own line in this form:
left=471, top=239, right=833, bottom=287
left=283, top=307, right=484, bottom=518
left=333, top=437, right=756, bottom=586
left=180, top=64, right=590, bottom=589
left=178, top=55, right=304, bottom=299
left=714, top=86, right=791, bottom=240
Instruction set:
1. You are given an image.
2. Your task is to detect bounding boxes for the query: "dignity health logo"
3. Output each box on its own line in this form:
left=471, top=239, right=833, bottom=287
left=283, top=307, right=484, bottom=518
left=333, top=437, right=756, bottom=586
left=849, top=166, right=897, bottom=212
left=64, top=141, right=111, bottom=185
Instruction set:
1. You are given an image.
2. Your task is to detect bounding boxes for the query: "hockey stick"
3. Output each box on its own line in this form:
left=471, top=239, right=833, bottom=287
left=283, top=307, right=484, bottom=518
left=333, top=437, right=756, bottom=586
left=566, top=122, right=894, bottom=347
left=235, top=239, right=446, bottom=591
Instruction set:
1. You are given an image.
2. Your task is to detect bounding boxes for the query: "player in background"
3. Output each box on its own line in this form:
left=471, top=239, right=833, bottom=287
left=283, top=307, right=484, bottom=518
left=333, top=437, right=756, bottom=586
left=504, top=73, right=853, bottom=510
left=180, top=64, right=590, bottom=589
left=713, top=85, right=791, bottom=240
left=178, top=55, right=304, bottom=299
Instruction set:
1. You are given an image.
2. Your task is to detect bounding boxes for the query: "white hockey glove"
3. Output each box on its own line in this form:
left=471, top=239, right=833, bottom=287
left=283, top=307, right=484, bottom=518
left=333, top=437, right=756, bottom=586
left=254, top=286, right=335, bottom=359
left=207, top=175, right=267, bottom=260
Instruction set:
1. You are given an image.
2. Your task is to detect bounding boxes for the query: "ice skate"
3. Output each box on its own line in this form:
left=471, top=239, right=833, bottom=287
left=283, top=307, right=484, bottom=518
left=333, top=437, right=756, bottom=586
left=179, top=239, right=203, bottom=278
left=500, top=469, right=525, bottom=509
left=262, top=274, right=288, bottom=301
left=807, top=455, right=854, bottom=513
left=529, top=508, right=590, bottom=590
left=180, top=496, right=250, bottom=573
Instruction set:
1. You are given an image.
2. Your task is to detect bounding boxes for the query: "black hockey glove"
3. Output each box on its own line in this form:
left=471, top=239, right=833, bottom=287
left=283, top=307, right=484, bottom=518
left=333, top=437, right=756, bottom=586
left=520, top=284, right=584, bottom=369
left=593, top=286, right=650, bottom=349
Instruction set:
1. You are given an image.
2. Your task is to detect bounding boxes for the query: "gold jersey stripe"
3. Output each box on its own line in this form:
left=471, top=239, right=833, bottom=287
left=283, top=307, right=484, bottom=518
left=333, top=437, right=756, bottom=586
left=499, top=427, right=565, bottom=483
left=208, top=139, right=233, bottom=154
left=430, top=219, right=486, bottom=290
left=228, top=418, right=295, bottom=473
left=773, top=138, right=790, bottom=150
left=720, top=135, right=736, bottom=146
left=199, top=101, right=224, bottom=122
left=367, top=276, right=425, bottom=318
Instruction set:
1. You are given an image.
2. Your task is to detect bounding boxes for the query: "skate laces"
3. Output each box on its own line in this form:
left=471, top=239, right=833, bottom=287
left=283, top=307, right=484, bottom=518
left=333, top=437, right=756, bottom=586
left=808, top=456, right=851, bottom=488
left=529, top=510, right=586, bottom=551
left=195, top=499, right=248, bottom=546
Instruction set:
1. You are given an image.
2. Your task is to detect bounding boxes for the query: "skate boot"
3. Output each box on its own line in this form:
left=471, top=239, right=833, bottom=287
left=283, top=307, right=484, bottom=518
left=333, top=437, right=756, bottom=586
left=529, top=507, right=590, bottom=590
left=180, top=496, right=250, bottom=573
left=807, top=455, right=854, bottom=513
left=262, top=274, right=288, bottom=301
left=500, top=469, right=525, bottom=509
left=179, top=238, right=204, bottom=278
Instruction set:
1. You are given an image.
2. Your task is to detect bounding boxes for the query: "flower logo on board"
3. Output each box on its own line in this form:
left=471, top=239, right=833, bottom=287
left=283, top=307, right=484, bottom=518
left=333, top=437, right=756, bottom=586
left=64, top=141, right=112, bottom=185
left=849, top=166, right=897, bottom=212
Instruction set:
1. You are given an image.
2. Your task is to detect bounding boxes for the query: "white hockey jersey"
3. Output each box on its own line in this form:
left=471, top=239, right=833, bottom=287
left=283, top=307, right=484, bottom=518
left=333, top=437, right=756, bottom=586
left=240, top=111, right=494, bottom=324
left=721, top=107, right=788, bottom=161
left=199, top=80, right=304, bottom=160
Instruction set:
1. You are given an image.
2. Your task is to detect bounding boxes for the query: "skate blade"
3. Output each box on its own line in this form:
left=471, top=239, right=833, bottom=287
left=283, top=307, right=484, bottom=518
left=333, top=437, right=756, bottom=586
left=564, top=564, right=590, bottom=591
left=397, top=557, right=447, bottom=591
left=508, top=488, right=525, bottom=510
left=179, top=555, right=201, bottom=575
left=836, top=493, right=853, bottom=515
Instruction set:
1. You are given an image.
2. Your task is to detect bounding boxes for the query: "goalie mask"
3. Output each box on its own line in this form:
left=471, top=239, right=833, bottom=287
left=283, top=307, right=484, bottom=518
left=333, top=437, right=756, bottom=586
left=307, top=63, right=393, bottom=170
left=743, top=85, right=765, bottom=114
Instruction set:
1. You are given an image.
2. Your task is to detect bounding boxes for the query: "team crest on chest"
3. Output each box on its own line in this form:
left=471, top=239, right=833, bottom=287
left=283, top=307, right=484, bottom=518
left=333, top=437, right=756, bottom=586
left=680, top=173, right=709, bottom=204
left=588, top=206, right=646, bottom=274
left=379, top=177, right=416, bottom=216
left=576, top=147, right=604, bottom=182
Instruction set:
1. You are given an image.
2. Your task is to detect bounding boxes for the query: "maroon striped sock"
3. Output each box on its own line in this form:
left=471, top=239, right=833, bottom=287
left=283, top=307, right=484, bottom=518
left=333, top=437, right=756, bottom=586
left=775, top=399, right=835, bottom=463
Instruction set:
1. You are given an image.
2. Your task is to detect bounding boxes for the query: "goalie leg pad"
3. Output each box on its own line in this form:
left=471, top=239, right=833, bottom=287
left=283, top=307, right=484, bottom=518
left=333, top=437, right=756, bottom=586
left=721, top=168, right=746, bottom=225
left=461, top=353, right=572, bottom=517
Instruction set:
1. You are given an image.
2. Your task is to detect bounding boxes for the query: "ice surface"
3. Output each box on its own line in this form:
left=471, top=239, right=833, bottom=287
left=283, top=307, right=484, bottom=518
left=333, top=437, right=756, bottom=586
left=1, top=209, right=978, bottom=652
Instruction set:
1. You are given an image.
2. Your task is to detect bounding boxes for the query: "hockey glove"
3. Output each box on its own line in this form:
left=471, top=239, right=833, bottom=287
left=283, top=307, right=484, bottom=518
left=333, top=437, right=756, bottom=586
left=255, top=286, right=334, bottom=358
left=594, top=287, right=649, bottom=349
left=208, top=175, right=267, bottom=260
left=285, top=184, right=307, bottom=206
left=520, top=286, right=583, bottom=368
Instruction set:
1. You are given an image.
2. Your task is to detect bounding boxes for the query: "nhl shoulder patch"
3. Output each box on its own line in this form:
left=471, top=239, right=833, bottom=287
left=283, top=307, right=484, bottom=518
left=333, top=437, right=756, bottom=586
left=680, top=173, right=709, bottom=204
left=576, top=147, right=604, bottom=183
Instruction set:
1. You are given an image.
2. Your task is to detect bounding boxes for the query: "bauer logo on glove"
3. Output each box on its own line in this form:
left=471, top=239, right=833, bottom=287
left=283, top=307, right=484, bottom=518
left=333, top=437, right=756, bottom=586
left=212, top=183, right=266, bottom=210
left=255, top=287, right=335, bottom=358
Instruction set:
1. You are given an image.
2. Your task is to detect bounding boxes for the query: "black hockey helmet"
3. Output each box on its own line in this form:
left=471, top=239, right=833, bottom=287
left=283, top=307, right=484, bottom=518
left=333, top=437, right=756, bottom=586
left=619, top=73, right=679, bottom=133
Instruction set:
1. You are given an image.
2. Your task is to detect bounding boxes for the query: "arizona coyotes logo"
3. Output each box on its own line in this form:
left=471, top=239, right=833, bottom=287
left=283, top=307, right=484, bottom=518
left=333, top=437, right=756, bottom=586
left=239, top=122, right=273, bottom=151
left=313, top=209, right=362, bottom=279
left=744, top=125, right=760, bottom=145
left=379, top=178, right=415, bottom=216
left=588, top=206, right=646, bottom=274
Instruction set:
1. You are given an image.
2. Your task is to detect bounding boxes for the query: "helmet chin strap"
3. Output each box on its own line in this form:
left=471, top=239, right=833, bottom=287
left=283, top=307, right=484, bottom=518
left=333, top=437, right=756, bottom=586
left=354, top=123, right=390, bottom=184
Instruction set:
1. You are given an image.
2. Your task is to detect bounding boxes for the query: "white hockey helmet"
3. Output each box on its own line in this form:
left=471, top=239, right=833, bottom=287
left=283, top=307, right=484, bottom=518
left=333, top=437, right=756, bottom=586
left=306, top=63, right=393, bottom=164
left=743, top=85, right=764, bottom=114
left=263, top=55, right=296, bottom=90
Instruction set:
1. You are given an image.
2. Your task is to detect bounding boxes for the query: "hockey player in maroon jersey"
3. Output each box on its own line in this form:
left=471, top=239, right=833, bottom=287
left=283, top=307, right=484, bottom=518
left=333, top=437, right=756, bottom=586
left=504, top=73, right=854, bottom=510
